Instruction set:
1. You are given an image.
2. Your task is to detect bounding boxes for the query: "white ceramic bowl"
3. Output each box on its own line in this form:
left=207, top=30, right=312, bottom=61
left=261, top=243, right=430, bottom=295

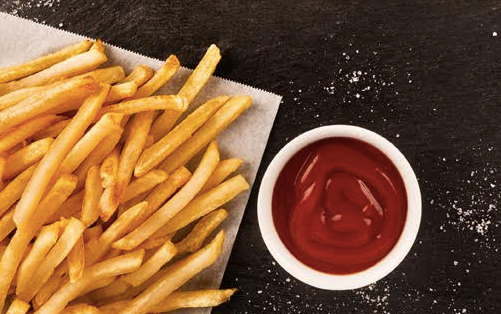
left=258, top=125, right=421, bottom=290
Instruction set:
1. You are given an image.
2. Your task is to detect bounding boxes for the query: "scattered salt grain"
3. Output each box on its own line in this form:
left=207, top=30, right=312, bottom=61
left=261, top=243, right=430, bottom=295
left=493, top=32, right=498, bottom=37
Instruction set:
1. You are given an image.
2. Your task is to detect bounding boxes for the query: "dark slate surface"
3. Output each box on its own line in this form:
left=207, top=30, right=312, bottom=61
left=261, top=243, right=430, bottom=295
left=1, top=1, right=500, bottom=313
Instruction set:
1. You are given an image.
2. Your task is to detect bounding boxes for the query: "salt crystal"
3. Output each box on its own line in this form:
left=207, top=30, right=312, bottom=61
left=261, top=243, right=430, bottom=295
left=493, top=31, right=498, bottom=37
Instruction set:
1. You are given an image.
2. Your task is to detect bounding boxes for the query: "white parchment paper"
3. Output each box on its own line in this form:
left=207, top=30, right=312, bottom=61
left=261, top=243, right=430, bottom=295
left=0, top=12, right=282, bottom=313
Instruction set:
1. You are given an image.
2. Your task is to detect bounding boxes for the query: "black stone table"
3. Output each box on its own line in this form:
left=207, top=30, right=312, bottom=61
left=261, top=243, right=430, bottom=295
left=1, top=1, right=500, bottom=313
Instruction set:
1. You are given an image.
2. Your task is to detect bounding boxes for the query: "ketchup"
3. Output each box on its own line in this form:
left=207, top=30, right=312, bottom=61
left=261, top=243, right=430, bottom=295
left=272, top=137, right=407, bottom=274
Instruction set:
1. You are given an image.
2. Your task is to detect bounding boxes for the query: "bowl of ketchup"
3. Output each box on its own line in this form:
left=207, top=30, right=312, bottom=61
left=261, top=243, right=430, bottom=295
left=258, top=125, right=421, bottom=290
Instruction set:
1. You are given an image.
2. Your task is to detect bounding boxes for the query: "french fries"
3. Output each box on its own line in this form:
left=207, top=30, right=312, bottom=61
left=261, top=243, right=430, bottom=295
left=135, top=96, right=229, bottom=176
left=0, top=76, right=99, bottom=134
left=150, top=45, right=221, bottom=140
left=86, top=202, right=145, bottom=266
left=159, top=175, right=249, bottom=234
left=160, top=95, right=252, bottom=174
left=17, top=218, right=86, bottom=301
left=13, top=85, right=108, bottom=229
left=34, top=250, right=144, bottom=314
left=2, top=138, right=54, bottom=181
left=100, top=289, right=236, bottom=314
left=30, top=119, right=70, bottom=141
left=0, top=115, right=62, bottom=154
left=121, top=169, right=168, bottom=204
left=16, top=223, right=60, bottom=292
left=0, top=40, right=92, bottom=84
left=0, top=49, right=107, bottom=95
left=74, top=128, right=123, bottom=191
left=117, top=231, right=224, bottom=314
left=112, top=141, right=220, bottom=250
left=121, top=240, right=176, bottom=287
left=57, top=112, right=122, bottom=176
left=199, top=157, right=243, bottom=194
left=0, top=174, right=77, bottom=310
left=131, top=166, right=191, bottom=229
left=0, top=42, right=247, bottom=313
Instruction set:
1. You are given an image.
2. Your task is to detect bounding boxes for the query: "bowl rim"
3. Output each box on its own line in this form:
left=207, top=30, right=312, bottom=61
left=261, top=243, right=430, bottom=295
left=257, top=125, right=421, bottom=290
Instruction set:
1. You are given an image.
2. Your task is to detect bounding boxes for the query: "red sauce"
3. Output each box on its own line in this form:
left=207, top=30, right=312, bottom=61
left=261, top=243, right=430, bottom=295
left=272, top=137, right=407, bottom=274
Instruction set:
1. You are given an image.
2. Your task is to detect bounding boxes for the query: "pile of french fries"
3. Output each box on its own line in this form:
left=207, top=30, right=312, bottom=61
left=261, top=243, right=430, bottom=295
left=0, top=39, right=251, bottom=314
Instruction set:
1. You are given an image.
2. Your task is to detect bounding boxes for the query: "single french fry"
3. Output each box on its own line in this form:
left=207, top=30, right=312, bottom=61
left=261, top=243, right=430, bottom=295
left=135, top=234, right=174, bottom=251
left=0, top=76, right=99, bottom=133
left=175, top=209, right=228, bottom=255
left=79, top=66, right=125, bottom=85
left=0, top=163, right=38, bottom=217
left=0, top=174, right=77, bottom=310
left=0, top=207, right=15, bottom=243
left=0, top=115, right=62, bottom=154
left=68, top=235, right=85, bottom=282
left=118, top=65, right=153, bottom=86
left=47, top=190, right=84, bottom=224
left=5, top=298, right=30, bottom=314
left=30, top=119, right=70, bottom=141
left=74, top=128, right=122, bottom=191
left=160, top=96, right=252, bottom=174
left=199, top=158, right=243, bottom=194
left=83, top=225, right=103, bottom=243
left=88, top=279, right=130, bottom=302
left=61, top=304, right=102, bottom=314
left=0, top=49, right=107, bottom=95
left=34, top=250, right=144, bottom=314
left=160, top=175, right=249, bottom=234
left=105, top=81, right=137, bottom=104
left=87, top=202, right=145, bottom=266
left=16, top=223, right=60, bottom=293
left=2, top=138, right=54, bottom=181
left=113, top=142, right=219, bottom=250
left=150, top=45, right=221, bottom=140
left=0, top=157, right=5, bottom=190
left=0, top=40, right=92, bottom=84
left=136, top=96, right=229, bottom=176
left=18, top=217, right=86, bottom=301
left=99, top=95, right=186, bottom=118
left=100, top=146, right=120, bottom=189
left=13, top=85, right=107, bottom=229
left=58, top=113, right=122, bottom=176
left=122, top=241, right=176, bottom=287
left=121, top=169, right=168, bottom=204
left=90, top=39, right=105, bottom=53
left=80, top=166, right=102, bottom=226
left=77, top=276, right=117, bottom=300
left=117, top=231, right=224, bottom=314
